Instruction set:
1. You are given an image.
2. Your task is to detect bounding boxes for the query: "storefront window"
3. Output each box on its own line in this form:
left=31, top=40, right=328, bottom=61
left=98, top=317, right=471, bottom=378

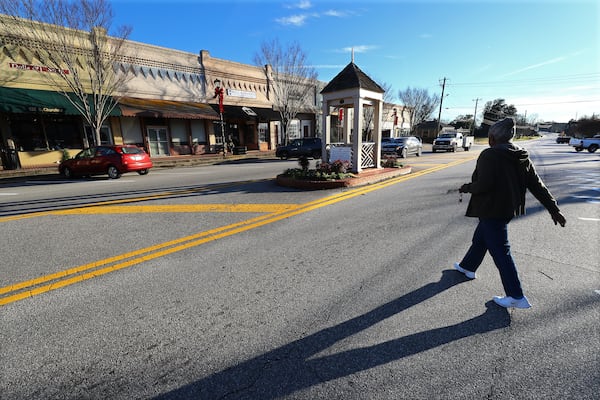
left=8, top=114, right=83, bottom=151
left=258, top=122, right=268, bottom=142
left=85, top=125, right=113, bottom=146
left=287, top=120, right=300, bottom=139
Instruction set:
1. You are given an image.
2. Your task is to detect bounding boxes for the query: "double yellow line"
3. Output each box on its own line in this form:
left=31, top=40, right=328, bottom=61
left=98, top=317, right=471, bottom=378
left=0, top=157, right=474, bottom=306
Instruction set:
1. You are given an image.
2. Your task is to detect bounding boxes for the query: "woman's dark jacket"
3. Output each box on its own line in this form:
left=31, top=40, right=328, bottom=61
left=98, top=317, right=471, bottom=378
left=461, top=143, right=560, bottom=219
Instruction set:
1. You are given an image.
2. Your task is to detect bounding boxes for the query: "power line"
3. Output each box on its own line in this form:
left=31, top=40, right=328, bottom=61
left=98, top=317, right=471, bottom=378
left=447, top=73, right=600, bottom=88
left=445, top=98, right=600, bottom=109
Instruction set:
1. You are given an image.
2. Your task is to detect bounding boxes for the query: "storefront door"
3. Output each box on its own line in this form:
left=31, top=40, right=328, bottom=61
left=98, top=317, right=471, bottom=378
left=147, top=127, right=170, bottom=156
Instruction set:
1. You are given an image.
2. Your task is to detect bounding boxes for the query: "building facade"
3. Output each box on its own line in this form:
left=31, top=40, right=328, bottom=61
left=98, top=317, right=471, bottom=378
left=0, top=15, right=320, bottom=168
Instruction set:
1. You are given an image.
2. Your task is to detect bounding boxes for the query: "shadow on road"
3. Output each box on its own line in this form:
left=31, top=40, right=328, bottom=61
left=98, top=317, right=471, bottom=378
left=155, top=270, right=510, bottom=399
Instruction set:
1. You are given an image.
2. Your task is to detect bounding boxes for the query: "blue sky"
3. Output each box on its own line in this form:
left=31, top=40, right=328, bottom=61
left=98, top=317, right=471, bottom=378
left=111, top=0, right=599, bottom=124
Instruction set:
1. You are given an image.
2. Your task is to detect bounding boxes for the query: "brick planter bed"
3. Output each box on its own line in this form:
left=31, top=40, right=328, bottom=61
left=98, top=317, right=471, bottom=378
left=275, top=166, right=412, bottom=190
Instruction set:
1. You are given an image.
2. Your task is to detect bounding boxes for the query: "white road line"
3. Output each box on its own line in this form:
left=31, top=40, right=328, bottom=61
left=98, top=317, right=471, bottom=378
left=578, top=217, right=600, bottom=222
left=96, top=180, right=136, bottom=184
left=26, top=180, right=71, bottom=184
left=0, top=193, right=18, bottom=196
left=150, top=171, right=210, bottom=175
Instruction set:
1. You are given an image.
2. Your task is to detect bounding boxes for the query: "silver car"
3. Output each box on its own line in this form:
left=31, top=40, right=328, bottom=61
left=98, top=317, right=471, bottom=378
left=381, top=136, right=422, bottom=158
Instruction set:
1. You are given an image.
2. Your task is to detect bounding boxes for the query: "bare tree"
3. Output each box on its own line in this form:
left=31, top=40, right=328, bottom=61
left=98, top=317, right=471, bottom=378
left=254, top=39, right=318, bottom=145
left=398, top=87, right=439, bottom=132
left=363, top=81, right=394, bottom=141
left=0, top=0, right=132, bottom=146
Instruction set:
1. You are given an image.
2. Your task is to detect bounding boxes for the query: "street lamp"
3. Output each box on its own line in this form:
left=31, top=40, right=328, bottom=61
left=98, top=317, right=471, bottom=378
left=214, top=79, right=226, bottom=158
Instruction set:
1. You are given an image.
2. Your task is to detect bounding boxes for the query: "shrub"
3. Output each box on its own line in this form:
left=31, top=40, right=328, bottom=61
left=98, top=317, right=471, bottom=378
left=61, top=149, right=71, bottom=162
left=282, top=159, right=354, bottom=181
left=381, top=156, right=399, bottom=168
left=298, top=155, right=310, bottom=171
left=331, top=159, right=350, bottom=173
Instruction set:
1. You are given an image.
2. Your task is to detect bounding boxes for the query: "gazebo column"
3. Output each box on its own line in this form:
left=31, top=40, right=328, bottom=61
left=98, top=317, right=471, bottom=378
left=343, top=107, right=351, bottom=144
left=352, top=98, right=363, bottom=173
left=321, top=101, right=331, bottom=164
left=373, top=100, right=383, bottom=169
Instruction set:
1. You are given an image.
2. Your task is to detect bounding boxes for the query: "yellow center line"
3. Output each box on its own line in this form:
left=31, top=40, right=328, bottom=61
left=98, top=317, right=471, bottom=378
left=0, top=179, right=269, bottom=222
left=0, top=157, right=476, bottom=306
left=51, top=204, right=299, bottom=214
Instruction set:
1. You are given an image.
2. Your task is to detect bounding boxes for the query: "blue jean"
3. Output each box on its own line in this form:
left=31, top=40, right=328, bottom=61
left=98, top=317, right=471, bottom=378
left=459, top=218, right=524, bottom=298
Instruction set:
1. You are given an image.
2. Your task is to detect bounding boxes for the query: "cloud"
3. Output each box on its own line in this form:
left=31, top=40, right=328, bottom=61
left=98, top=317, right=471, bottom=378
left=286, top=0, right=312, bottom=10
left=500, top=56, right=565, bottom=78
left=335, top=45, right=378, bottom=54
left=323, top=10, right=347, bottom=17
left=276, top=14, right=309, bottom=26
left=276, top=3, right=351, bottom=27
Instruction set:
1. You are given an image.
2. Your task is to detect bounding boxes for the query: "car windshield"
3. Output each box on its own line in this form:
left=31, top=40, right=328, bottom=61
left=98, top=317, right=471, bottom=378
left=121, top=147, right=144, bottom=154
left=289, top=139, right=302, bottom=146
left=439, top=133, right=456, bottom=138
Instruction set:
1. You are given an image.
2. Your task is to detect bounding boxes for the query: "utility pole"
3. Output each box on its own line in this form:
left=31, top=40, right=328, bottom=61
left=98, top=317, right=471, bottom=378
left=471, top=98, right=481, bottom=135
left=436, top=77, right=447, bottom=136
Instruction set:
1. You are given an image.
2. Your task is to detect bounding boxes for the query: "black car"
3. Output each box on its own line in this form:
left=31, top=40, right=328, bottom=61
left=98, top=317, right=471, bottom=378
left=276, top=137, right=322, bottom=159
left=381, top=136, right=422, bottom=158
left=556, top=135, right=571, bottom=144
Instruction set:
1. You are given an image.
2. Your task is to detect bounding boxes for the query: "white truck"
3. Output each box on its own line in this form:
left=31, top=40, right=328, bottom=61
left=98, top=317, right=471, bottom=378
left=569, top=134, right=600, bottom=153
left=432, top=129, right=474, bottom=152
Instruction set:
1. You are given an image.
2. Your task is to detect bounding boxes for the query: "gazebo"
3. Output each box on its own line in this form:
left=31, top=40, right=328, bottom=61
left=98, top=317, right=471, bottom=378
left=320, top=62, right=385, bottom=173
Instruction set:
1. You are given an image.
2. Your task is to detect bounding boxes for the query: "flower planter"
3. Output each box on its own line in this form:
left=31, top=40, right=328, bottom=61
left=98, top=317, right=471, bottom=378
left=275, top=166, right=412, bottom=190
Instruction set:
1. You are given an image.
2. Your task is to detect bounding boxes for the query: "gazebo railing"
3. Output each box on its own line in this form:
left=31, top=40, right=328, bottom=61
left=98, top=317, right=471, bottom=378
left=329, top=142, right=376, bottom=168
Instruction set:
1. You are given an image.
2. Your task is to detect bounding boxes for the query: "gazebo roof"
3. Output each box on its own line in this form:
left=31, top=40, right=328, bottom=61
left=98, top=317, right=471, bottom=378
left=320, top=62, right=385, bottom=94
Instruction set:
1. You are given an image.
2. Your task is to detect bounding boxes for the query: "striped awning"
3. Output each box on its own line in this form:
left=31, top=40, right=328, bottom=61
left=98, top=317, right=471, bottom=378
left=118, top=97, right=220, bottom=120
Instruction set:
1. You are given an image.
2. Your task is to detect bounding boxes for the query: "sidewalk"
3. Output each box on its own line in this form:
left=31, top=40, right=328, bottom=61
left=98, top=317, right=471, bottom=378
left=0, top=150, right=278, bottom=180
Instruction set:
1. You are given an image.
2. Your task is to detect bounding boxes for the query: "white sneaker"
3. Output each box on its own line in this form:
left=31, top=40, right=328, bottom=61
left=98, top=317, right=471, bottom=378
left=493, top=295, right=532, bottom=309
left=453, top=262, right=476, bottom=279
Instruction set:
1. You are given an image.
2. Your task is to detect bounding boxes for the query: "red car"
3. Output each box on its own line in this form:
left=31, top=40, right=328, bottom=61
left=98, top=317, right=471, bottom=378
left=59, top=145, right=153, bottom=179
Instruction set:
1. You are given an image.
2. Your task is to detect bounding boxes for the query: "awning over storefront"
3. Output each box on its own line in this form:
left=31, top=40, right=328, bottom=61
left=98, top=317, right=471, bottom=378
left=210, top=104, right=281, bottom=122
left=119, top=97, right=220, bottom=120
left=0, top=87, right=85, bottom=115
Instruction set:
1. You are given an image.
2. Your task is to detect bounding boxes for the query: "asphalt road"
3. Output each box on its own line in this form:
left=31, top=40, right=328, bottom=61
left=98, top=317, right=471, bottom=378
left=1, top=136, right=598, bottom=399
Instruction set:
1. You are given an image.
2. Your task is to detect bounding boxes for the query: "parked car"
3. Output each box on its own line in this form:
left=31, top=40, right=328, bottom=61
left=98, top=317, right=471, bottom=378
left=59, top=145, right=153, bottom=179
left=381, top=136, right=422, bottom=158
left=556, top=135, right=571, bottom=144
left=276, top=137, right=322, bottom=159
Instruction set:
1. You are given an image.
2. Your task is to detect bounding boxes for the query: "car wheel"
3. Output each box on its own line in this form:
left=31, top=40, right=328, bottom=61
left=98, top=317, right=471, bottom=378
left=137, top=169, right=149, bottom=175
left=280, top=151, right=289, bottom=160
left=312, top=150, right=321, bottom=159
left=400, top=148, right=408, bottom=158
left=416, top=147, right=422, bottom=157
left=107, top=165, right=121, bottom=179
left=575, top=146, right=583, bottom=152
left=62, top=167, right=72, bottom=178
left=588, top=144, right=598, bottom=153
left=451, top=144, right=457, bottom=152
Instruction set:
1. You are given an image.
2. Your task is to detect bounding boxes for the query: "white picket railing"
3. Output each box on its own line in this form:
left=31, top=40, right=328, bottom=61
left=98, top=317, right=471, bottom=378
left=329, top=142, right=376, bottom=169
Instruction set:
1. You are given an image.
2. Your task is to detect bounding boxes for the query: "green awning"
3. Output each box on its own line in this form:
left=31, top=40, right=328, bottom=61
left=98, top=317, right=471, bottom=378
left=0, top=87, right=120, bottom=116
